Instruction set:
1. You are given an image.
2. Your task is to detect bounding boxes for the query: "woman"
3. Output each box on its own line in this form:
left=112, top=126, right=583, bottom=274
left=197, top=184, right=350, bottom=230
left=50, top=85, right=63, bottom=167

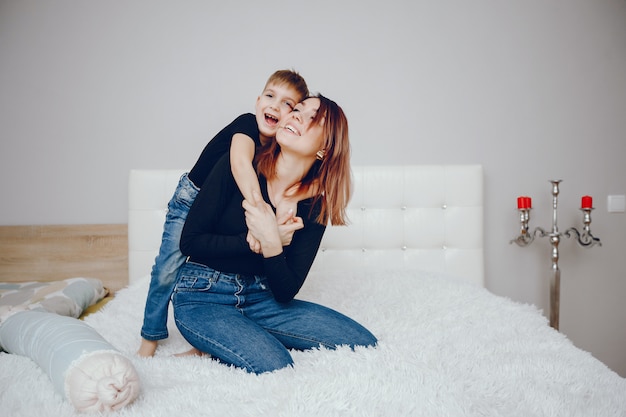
left=172, top=94, right=377, bottom=374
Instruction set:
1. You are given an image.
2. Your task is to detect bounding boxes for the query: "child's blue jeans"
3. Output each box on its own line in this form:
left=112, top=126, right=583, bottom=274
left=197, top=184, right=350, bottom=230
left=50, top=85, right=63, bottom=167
left=171, top=261, right=378, bottom=374
left=140, top=173, right=199, bottom=341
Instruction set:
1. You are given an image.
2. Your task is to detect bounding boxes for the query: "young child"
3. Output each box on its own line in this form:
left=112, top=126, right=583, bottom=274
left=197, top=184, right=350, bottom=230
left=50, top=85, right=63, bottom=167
left=137, top=70, right=309, bottom=357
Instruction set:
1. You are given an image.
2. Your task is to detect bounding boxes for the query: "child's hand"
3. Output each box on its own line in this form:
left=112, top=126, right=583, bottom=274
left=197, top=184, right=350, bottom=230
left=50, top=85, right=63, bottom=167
left=277, top=208, right=304, bottom=246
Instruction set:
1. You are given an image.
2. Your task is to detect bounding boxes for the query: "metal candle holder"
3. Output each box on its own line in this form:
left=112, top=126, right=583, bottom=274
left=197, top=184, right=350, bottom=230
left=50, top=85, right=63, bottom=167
left=510, top=180, right=601, bottom=330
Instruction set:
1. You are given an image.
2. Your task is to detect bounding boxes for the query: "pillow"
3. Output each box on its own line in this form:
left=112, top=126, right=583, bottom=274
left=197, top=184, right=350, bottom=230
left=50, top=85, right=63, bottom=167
left=0, top=310, right=141, bottom=412
left=0, top=278, right=108, bottom=324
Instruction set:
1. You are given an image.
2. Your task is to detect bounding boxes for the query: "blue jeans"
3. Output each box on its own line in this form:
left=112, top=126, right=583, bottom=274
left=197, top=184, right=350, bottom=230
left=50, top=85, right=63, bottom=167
left=140, top=173, right=199, bottom=341
left=171, top=262, right=378, bottom=374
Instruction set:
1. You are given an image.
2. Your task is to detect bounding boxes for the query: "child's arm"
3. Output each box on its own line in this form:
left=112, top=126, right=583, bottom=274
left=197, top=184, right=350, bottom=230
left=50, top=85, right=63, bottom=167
left=231, top=133, right=264, bottom=254
left=230, top=133, right=262, bottom=203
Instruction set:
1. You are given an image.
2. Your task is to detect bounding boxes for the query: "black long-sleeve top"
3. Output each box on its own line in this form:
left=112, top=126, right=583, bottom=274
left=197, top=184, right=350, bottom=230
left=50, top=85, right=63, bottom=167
left=180, top=153, right=326, bottom=302
left=187, top=113, right=260, bottom=188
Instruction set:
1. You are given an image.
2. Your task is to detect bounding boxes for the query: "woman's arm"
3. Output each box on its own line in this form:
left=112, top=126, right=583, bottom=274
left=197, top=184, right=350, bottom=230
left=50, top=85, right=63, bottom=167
left=180, top=154, right=251, bottom=259
left=244, top=195, right=326, bottom=302
left=242, top=191, right=288, bottom=258
left=183, top=154, right=325, bottom=300
left=264, top=209, right=325, bottom=302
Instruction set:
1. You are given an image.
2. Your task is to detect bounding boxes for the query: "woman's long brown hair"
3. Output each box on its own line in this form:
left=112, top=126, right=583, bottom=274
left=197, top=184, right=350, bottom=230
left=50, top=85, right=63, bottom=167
left=255, top=94, right=352, bottom=226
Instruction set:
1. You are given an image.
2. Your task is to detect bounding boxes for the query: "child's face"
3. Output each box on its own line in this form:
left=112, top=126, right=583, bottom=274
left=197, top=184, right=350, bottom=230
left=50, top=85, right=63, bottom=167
left=255, top=83, right=301, bottom=139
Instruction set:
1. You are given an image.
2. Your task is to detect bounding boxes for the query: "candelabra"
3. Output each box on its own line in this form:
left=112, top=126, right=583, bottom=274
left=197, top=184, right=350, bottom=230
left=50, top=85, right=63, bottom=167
left=510, top=180, right=601, bottom=330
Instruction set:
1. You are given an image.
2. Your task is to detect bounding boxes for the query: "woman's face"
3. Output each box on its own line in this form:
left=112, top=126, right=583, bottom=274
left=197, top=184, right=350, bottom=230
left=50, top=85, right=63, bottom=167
left=276, top=98, right=324, bottom=159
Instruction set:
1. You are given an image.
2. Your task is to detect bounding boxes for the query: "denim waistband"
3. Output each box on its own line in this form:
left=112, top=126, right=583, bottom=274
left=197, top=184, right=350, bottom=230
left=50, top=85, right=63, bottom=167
left=184, top=261, right=264, bottom=285
left=219, top=271, right=263, bottom=285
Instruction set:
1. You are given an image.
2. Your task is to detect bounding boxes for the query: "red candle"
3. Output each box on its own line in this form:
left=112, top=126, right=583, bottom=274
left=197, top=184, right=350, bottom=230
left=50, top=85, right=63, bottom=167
left=581, top=195, right=593, bottom=209
left=517, top=196, right=532, bottom=209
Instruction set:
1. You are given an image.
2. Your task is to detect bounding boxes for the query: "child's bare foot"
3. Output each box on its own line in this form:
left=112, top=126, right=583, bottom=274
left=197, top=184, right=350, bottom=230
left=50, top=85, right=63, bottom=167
left=137, top=339, right=158, bottom=357
left=173, top=347, right=209, bottom=357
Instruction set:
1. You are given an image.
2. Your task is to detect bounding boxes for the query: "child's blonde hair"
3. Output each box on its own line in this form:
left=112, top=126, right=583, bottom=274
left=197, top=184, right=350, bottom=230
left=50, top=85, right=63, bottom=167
left=264, top=69, right=309, bottom=103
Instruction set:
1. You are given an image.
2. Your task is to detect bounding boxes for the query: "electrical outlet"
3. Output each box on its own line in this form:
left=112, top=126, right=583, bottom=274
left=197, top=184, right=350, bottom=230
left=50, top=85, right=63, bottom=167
left=607, top=195, right=625, bottom=213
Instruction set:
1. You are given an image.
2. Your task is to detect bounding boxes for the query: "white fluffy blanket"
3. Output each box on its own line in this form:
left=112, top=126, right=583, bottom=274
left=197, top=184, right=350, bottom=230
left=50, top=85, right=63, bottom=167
left=1, top=269, right=625, bottom=417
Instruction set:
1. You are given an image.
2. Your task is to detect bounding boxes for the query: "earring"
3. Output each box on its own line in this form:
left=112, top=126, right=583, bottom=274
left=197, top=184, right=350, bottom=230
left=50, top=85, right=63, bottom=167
left=316, top=149, right=325, bottom=161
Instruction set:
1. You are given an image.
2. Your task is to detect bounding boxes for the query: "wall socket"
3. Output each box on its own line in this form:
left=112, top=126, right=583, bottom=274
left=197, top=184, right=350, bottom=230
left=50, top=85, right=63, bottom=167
left=607, top=195, right=626, bottom=213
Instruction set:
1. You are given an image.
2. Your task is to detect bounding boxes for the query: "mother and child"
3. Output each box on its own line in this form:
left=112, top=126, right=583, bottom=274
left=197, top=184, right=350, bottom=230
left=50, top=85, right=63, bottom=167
left=137, top=70, right=377, bottom=374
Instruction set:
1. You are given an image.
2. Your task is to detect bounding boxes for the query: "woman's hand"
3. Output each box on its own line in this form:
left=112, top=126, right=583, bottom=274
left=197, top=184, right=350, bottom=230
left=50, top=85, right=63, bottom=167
left=246, top=208, right=303, bottom=253
left=242, top=191, right=283, bottom=257
left=246, top=231, right=262, bottom=254
left=246, top=210, right=304, bottom=253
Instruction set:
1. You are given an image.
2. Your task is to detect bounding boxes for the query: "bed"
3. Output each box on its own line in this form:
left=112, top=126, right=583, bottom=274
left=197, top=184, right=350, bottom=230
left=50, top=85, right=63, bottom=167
left=1, top=165, right=625, bottom=417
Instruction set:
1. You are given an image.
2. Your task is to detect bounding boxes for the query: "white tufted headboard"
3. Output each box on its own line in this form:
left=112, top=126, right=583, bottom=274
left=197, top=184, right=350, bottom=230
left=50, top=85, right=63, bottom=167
left=128, top=165, right=484, bottom=287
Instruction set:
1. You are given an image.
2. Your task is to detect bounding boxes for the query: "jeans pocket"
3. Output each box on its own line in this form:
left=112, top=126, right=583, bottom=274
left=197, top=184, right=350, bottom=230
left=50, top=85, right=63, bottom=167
left=174, top=274, right=213, bottom=293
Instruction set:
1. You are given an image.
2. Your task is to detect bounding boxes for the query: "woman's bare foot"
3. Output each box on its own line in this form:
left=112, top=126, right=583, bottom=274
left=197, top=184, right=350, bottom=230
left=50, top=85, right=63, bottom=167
left=173, top=347, right=209, bottom=357
left=137, top=339, right=158, bottom=357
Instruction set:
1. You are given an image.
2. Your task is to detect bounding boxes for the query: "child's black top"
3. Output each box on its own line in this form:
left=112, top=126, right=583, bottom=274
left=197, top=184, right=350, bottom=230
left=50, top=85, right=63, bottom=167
left=187, top=113, right=260, bottom=188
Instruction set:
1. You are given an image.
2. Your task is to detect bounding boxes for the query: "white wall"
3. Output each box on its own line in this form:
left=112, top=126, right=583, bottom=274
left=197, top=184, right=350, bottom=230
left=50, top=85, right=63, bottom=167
left=1, top=0, right=625, bottom=376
